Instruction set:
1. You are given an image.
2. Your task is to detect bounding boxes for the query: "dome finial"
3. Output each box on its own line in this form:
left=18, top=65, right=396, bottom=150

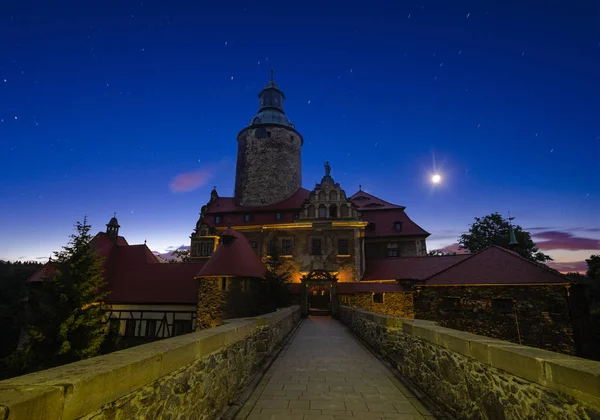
left=270, top=68, right=274, bottom=82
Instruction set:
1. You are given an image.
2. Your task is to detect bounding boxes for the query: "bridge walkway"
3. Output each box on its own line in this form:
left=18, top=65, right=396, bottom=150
left=235, top=316, right=436, bottom=420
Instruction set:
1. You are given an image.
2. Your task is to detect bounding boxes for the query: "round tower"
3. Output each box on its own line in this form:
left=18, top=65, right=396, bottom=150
left=235, top=71, right=303, bottom=206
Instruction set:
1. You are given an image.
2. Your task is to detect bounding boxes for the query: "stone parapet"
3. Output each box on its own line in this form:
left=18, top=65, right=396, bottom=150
left=0, top=306, right=300, bottom=420
left=339, top=305, right=600, bottom=419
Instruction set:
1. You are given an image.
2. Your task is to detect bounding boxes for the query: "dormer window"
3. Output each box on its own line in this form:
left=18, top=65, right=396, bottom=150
left=244, top=214, right=251, bottom=222
left=368, top=223, right=376, bottom=232
left=276, top=212, right=282, bottom=220
left=215, top=215, right=221, bottom=224
left=394, top=222, right=403, bottom=232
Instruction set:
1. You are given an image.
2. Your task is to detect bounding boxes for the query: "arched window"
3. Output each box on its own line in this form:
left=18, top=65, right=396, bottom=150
left=318, top=205, right=327, bottom=218
left=308, top=205, right=316, bottom=218
left=329, top=204, right=337, bottom=218
left=329, top=190, right=338, bottom=201
left=340, top=204, right=349, bottom=218
left=318, top=191, right=327, bottom=201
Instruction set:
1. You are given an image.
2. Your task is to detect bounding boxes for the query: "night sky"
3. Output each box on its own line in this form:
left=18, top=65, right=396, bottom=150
left=1, top=1, right=599, bottom=272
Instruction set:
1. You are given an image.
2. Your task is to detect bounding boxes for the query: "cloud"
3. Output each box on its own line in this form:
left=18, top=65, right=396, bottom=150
left=153, top=245, right=190, bottom=261
left=534, top=231, right=600, bottom=251
left=546, top=260, right=588, bottom=274
left=169, top=168, right=214, bottom=193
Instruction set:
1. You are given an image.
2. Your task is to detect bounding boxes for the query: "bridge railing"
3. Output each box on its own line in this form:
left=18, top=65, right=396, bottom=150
left=0, top=306, right=301, bottom=420
left=339, top=305, right=600, bottom=420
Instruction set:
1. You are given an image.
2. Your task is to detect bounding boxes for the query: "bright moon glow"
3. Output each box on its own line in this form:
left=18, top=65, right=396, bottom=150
left=432, top=174, right=442, bottom=184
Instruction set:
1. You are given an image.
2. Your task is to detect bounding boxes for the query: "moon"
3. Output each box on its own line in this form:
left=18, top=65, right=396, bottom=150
left=431, top=174, right=442, bottom=184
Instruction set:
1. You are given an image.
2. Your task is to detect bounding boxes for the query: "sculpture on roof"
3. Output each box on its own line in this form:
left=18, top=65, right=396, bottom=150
left=324, top=161, right=331, bottom=176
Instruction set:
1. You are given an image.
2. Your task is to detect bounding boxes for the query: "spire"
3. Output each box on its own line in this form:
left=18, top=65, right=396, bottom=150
left=210, top=186, right=218, bottom=203
left=248, top=70, right=294, bottom=128
left=508, top=212, right=519, bottom=250
left=106, top=213, right=120, bottom=245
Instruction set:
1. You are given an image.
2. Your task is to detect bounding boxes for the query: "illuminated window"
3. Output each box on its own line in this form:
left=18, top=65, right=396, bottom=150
left=338, top=239, right=349, bottom=255
left=281, top=239, right=293, bottom=255
left=492, top=299, right=514, bottom=314
left=372, top=293, right=384, bottom=303
left=311, top=238, right=322, bottom=255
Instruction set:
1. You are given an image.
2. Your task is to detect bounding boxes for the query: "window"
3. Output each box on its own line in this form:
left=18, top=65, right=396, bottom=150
left=318, top=205, right=327, bottom=218
left=394, top=222, right=403, bottom=232
left=387, top=243, right=398, bottom=258
left=173, top=320, right=192, bottom=336
left=145, top=320, right=157, bottom=337
left=268, top=240, right=278, bottom=256
left=368, top=223, right=376, bottom=232
left=215, top=215, right=221, bottom=224
left=193, top=243, right=200, bottom=256
left=200, top=241, right=213, bottom=256
left=372, top=293, right=384, bottom=303
left=338, top=239, right=349, bottom=255
left=276, top=212, right=282, bottom=220
left=442, top=297, right=462, bottom=311
left=250, top=241, right=257, bottom=249
left=244, top=214, right=251, bottom=222
left=281, top=239, right=293, bottom=256
left=492, top=299, right=514, bottom=314
left=311, top=238, right=322, bottom=255
left=329, top=204, right=337, bottom=218
left=125, top=319, right=136, bottom=337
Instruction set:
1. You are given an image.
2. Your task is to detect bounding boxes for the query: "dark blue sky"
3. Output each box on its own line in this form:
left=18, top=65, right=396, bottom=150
left=1, top=0, right=599, bottom=270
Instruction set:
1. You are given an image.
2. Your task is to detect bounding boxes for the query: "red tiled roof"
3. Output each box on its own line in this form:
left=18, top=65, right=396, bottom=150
left=349, top=190, right=404, bottom=211
left=338, top=282, right=410, bottom=293
left=361, top=208, right=429, bottom=238
left=362, top=255, right=470, bottom=281
left=196, top=228, right=267, bottom=278
left=422, top=246, right=568, bottom=285
left=27, top=263, right=57, bottom=283
left=202, top=188, right=311, bottom=227
left=106, top=260, right=205, bottom=305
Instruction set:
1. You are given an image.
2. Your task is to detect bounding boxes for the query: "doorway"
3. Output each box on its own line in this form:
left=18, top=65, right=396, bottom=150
left=309, top=284, right=331, bottom=314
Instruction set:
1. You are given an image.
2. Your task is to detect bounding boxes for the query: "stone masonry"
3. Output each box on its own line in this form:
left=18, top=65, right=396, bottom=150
left=235, top=126, right=303, bottom=207
left=0, top=306, right=301, bottom=420
left=340, top=305, right=600, bottom=420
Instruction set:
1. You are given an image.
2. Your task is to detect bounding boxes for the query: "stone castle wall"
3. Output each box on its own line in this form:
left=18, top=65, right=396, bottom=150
left=414, top=285, right=576, bottom=355
left=339, top=305, right=600, bottom=420
left=235, top=125, right=302, bottom=206
left=341, top=291, right=415, bottom=318
left=0, top=306, right=301, bottom=420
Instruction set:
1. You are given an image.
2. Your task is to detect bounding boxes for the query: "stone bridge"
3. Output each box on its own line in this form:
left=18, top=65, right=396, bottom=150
left=0, top=305, right=599, bottom=420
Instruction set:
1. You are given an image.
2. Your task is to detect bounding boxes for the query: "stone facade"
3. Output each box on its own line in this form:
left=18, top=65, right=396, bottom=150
left=364, top=237, right=426, bottom=259
left=0, top=306, right=301, bottom=420
left=339, top=306, right=600, bottom=420
left=235, top=125, right=303, bottom=207
left=414, top=285, right=576, bottom=355
left=341, top=291, right=415, bottom=318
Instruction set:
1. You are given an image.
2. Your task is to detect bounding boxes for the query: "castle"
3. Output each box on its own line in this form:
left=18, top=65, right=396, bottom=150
left=27, top=73, right=592, bottom=358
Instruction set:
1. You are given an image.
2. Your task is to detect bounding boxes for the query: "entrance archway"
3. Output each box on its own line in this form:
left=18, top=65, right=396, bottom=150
left=300, top=270, right=339, bottom=316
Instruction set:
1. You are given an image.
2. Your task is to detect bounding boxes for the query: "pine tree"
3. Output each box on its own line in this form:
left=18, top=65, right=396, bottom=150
left=11, top=217, right=109, bottom=372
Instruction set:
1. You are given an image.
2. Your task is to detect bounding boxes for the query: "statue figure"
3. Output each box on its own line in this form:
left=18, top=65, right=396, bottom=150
left=324, top=161, right=331, bottom=176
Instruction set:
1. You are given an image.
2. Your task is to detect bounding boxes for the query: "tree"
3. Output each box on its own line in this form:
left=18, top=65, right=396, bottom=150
left=428, top=249, right=457, bottom=256
left=170, top=248, right=192, bottom=263
left=255, top=250, right=292, bottom=314
left=10, top=217, right=109, bottom=373
left=459, top=212, right=552, bottom=263
left=586, top=255, right=600, bottom=280
left=0, top=261, right=42, bottom=362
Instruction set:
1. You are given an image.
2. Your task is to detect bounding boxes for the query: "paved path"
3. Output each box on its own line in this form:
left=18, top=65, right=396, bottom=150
left=235, top=317, right=435, bottom=420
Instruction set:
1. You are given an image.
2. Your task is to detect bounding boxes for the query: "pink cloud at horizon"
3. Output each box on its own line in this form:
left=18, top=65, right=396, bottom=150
left=169, top=168, right=214, bottom=193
